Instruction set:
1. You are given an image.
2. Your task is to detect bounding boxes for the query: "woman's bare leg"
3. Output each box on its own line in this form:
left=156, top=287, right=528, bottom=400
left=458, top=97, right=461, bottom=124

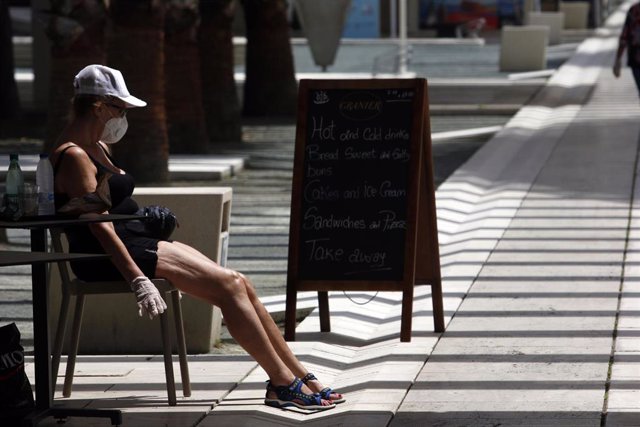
left=160, top=241, right=304, bottom=371
left=155, top=242, right=334, bottom=402
left=236, top=272, right=344, bottom=400
left=171, top=241, right=343, bottom=397
left=155, top=242, right=289, bottom=383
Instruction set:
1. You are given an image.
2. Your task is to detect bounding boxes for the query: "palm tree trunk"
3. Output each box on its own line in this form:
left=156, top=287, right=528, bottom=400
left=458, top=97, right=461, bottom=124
left=165, top=2, right=209, bottom=153
left=43, top=0, right=107, bottom=151
left=241, top=0, right=297, bottom=118
left=0, top=0, right=20, bottom=121
left=108, top=0, right=169, bottom=183
left=198, top=0, right=241, bottom=144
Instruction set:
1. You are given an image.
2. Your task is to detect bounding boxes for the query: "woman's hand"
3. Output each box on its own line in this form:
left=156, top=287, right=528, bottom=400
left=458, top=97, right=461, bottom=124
left=613, top=58, right=622, bottom=78
left=130, top=276, right=167, bottom=319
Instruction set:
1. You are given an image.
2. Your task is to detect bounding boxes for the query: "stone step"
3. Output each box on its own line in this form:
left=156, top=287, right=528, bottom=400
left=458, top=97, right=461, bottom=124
left=0, top=154, right=246, bottom=184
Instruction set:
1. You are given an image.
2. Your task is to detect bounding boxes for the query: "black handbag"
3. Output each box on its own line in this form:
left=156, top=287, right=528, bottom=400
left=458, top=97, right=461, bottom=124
left=125, top=205, right=179, bottom=240
left=0, top=323, right=34, bottom=424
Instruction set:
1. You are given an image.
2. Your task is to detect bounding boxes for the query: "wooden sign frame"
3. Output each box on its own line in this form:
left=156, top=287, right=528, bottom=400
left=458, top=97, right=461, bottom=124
left=285, top=79, right=444, bottom=342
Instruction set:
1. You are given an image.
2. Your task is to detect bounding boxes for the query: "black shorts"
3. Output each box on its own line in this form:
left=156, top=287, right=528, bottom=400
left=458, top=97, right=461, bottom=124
left=68, top=223, right=167, bottom=282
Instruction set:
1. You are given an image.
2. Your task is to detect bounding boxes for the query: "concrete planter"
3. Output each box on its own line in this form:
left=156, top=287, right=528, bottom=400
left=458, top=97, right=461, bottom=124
left=559, top=1, right=590, bottom=29
left=526, top=11, right=565, bottom=45
left=499, top=25, right=549, bottom=72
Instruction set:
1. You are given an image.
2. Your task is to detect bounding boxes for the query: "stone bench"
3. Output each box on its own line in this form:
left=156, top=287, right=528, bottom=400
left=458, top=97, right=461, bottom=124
left=526, top=12, right=565, bottom=45
left=499, top=25, right=549, bottom=72
left=559, top=1, right=590, bottom=29
left=49, top=186, right=233, bottom=354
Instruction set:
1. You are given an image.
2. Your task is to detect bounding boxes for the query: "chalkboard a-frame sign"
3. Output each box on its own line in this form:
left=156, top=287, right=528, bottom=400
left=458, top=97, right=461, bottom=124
left=285, top=79, right=444, bottom=342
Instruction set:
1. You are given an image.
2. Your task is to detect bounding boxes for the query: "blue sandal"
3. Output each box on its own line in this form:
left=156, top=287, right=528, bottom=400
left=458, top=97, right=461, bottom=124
left=301, top=373, right=346, bottom=404
left=264, top=377, right=335, bottom=411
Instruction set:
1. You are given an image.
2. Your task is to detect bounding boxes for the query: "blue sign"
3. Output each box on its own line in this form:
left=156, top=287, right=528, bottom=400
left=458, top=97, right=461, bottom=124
left=343, top=0, right=380, bottom=38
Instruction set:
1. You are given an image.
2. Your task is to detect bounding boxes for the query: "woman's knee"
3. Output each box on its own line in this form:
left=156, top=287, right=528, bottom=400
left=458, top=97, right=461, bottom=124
left=234, top=271, right=260, bottom=301
left=216, top=269, right=250, bottom=303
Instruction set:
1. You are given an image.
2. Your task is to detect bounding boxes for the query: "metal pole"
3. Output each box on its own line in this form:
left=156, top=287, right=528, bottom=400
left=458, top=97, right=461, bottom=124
left=399, top=0, right=408, bottom=75
left=390, top=0, right=398, bottom=38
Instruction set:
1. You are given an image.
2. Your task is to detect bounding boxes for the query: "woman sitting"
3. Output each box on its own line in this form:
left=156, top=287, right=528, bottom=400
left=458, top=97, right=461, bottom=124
left=51, top=64, right=345, bottom=411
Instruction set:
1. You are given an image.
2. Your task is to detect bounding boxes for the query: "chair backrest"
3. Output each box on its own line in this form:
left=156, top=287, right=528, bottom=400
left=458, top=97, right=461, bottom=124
left=49, top=227, right=74, bottom=293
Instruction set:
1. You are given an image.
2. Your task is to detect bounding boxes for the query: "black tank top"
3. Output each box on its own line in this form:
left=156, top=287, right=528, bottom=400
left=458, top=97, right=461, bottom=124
left=53, top=144, right=138, bottom=215
left=53, top=144, right=140, bottom=259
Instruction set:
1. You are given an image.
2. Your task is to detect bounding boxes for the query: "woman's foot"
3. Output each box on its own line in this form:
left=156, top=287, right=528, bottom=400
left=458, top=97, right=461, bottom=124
left=301, top=372, right=346, bottom=404
left=265, top=377, right=335, bottom=410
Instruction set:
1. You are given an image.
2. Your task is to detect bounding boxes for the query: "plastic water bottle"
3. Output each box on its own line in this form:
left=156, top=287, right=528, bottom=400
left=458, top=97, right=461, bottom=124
left=36, top=153, right=55, bottom=215
left=6, top=153, right=24, bottom=215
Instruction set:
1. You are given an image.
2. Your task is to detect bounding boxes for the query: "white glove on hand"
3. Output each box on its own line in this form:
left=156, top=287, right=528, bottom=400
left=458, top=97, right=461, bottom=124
left=130, top=276, right=167, bottom=319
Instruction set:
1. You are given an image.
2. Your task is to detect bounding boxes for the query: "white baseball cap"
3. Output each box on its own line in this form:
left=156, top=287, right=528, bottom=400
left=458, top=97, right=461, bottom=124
left=73, top=64, right=147, bottom=108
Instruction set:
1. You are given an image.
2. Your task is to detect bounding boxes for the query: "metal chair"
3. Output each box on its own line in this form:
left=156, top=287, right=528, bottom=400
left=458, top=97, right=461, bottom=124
left=49, top=228, right=191, bottom=406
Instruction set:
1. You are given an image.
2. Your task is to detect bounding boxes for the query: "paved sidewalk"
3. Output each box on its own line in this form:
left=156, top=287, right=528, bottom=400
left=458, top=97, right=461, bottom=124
left=395, top=20, right=640, bottom=427
left=17, top=2, right=640, bottom=426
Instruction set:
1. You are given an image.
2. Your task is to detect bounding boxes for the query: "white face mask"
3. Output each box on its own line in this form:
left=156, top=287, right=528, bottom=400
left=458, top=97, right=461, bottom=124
left=100, top=116, right=128, bottom=144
